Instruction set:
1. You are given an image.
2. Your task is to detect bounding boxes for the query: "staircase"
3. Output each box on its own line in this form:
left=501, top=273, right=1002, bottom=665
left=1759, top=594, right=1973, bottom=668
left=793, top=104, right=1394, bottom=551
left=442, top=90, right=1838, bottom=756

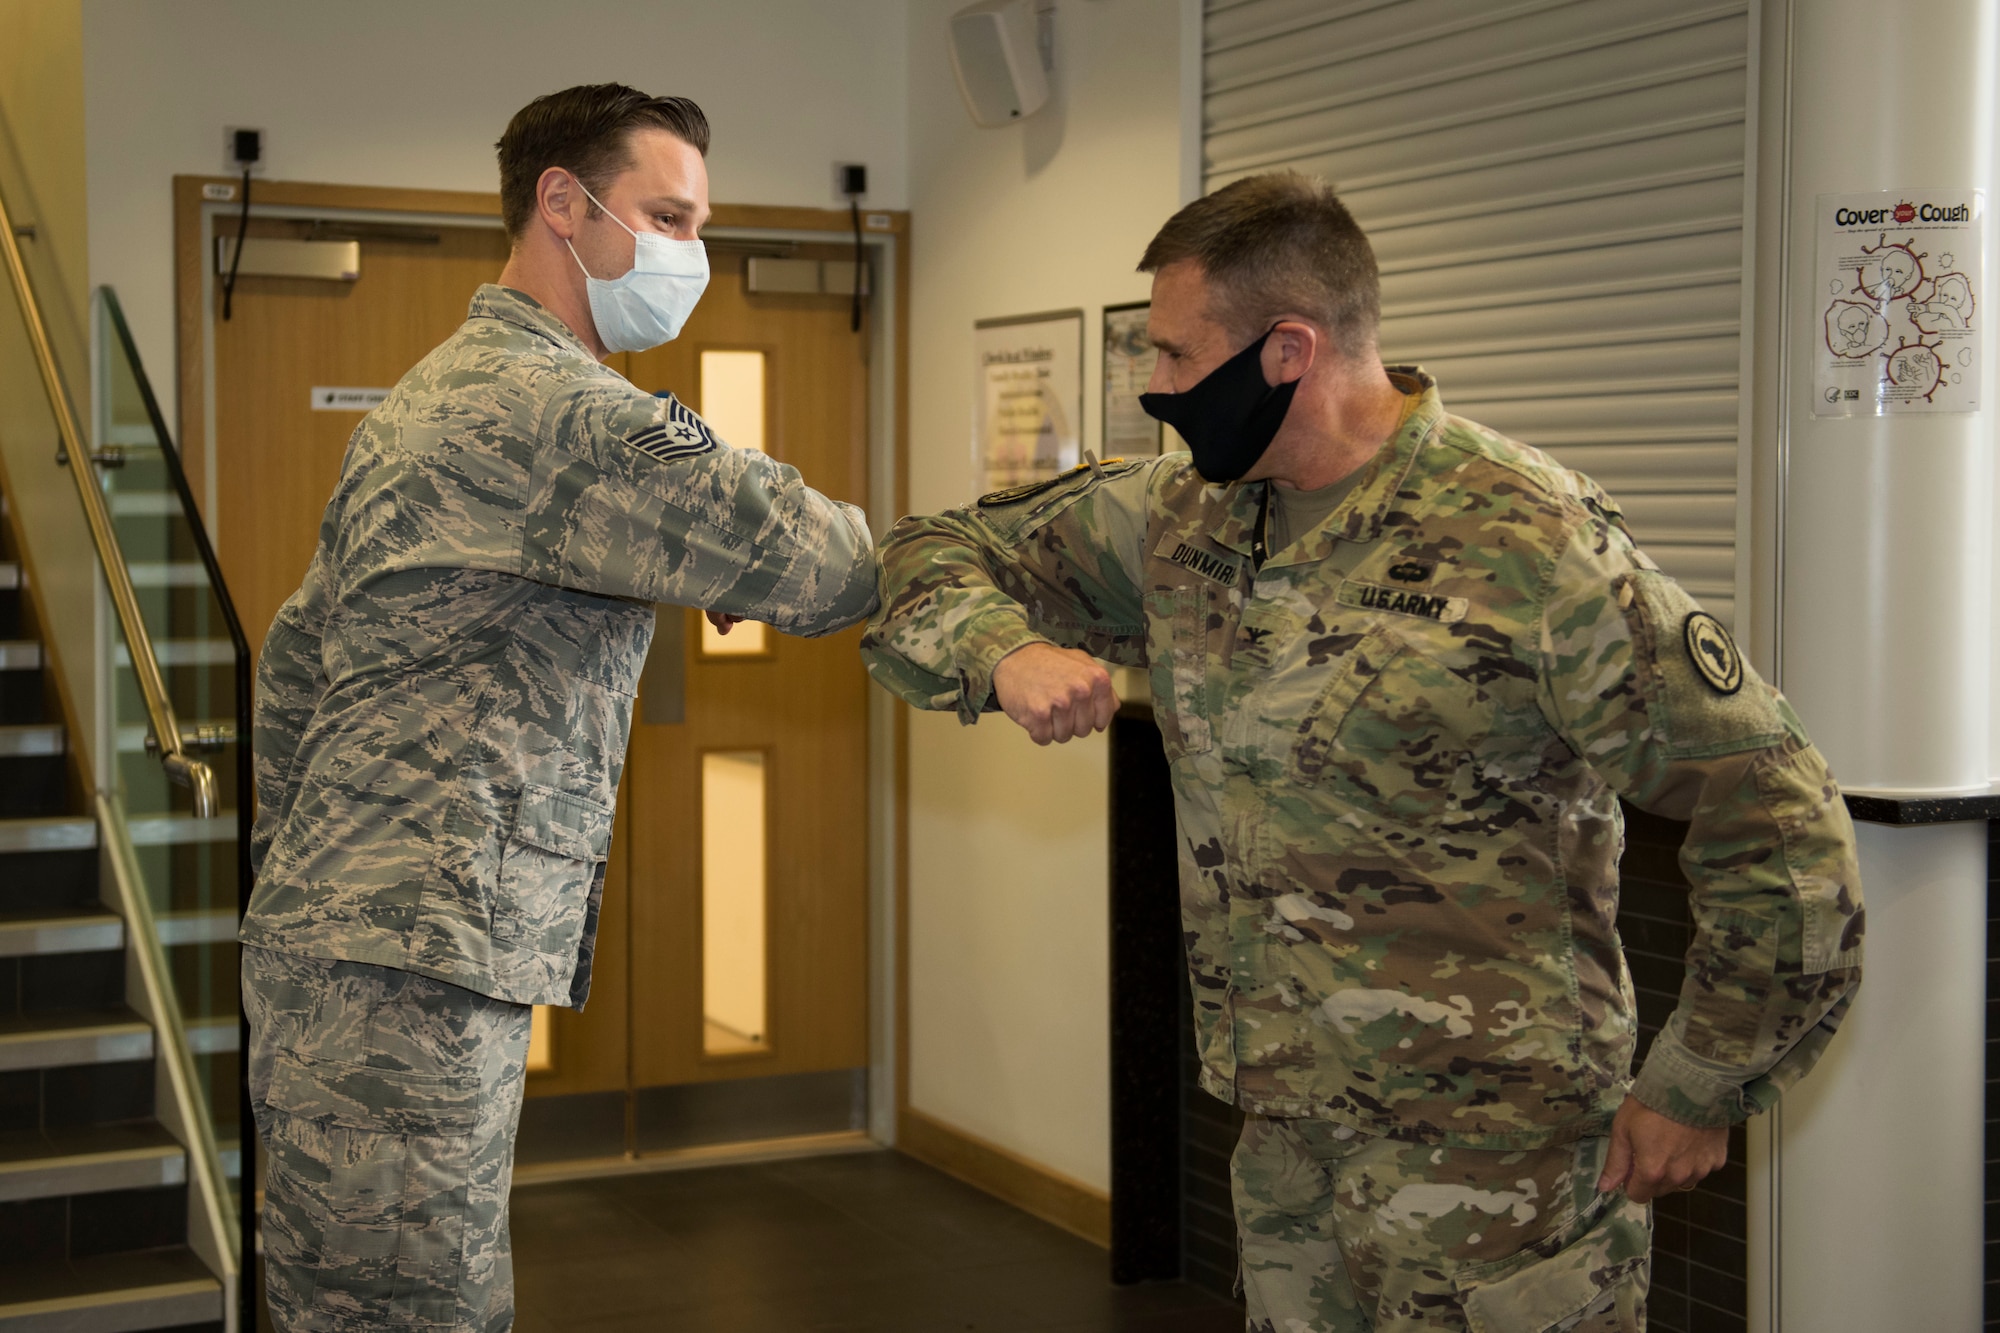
left=0, top=509, right=228, bottom=1331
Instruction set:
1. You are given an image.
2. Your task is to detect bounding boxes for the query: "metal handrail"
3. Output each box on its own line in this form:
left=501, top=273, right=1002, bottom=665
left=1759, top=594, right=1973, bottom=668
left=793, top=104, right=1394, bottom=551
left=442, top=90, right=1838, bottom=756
left=0, top=178, right=217, bottom=816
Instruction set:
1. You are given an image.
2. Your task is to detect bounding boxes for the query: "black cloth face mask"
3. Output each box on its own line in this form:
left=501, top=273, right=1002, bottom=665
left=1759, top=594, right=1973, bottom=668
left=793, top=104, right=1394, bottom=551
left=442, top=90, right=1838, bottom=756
left=1139, top=326, right=1299, bottom=483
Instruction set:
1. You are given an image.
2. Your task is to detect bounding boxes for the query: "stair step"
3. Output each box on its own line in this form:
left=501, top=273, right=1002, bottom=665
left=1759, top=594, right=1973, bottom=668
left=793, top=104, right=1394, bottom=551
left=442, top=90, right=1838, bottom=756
left=0, top=642, right=41, bottom=672
left=0, top=1248, right=221, bottom=1332
left=0, top=913, right=122, bottom=958
left=0, top=726, right=61, bottom=758
left=155, top=910, right=236, bottom=947
left=112, top=641, right=234, bottom=669
left=0, top=1125, right=183, bottom=1203
left=107, top=492, right=180, bottom=519
left=126, top=814, right=234, bottom=847
left=187, top=1016, right=240, bottom=1055
left=123, top=563, right=207, bottom=589
left=0, top=1015, right=151, bottom=1072
left=0, top=819, right=95, bottom=855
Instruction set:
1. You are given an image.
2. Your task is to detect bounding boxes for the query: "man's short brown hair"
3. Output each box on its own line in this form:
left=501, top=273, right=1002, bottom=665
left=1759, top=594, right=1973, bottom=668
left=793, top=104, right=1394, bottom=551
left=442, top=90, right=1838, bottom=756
left=1139, top=172, right=1380, bottom=357
left=496, top=83, right=710, bottom=239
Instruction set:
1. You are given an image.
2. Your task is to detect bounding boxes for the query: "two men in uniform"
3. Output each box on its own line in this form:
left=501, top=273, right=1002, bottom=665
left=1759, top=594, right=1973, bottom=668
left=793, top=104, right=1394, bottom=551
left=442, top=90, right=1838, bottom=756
left=244, top=86, right=1860, bottom=1333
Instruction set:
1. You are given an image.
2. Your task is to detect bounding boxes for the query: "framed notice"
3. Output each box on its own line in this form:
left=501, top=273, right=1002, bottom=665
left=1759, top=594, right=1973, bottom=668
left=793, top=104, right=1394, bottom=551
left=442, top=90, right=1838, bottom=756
left=974, top=309, right=1083, bottom=494
left=1102, top=301, right=1162, bottom=458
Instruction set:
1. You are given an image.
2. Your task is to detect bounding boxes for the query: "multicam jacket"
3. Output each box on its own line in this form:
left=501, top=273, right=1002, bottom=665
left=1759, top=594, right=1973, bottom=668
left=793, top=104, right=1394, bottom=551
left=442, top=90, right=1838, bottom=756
left=862, top=370, right=1862, bottom=1148
left=243, top=284, right=878, bottom=1009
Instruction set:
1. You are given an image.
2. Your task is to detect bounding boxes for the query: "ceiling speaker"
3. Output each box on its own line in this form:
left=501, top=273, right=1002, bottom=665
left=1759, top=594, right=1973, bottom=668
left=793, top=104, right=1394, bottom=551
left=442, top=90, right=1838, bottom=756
left=949, top=0, right=1052, bottom=127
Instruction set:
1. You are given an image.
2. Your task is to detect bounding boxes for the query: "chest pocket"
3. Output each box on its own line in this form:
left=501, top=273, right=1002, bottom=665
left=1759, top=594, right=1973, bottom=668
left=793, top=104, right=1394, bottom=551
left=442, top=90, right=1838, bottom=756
left=1290, top=626, right=1501, bottom=826
left=1147, top=585, right=1216, bottom=760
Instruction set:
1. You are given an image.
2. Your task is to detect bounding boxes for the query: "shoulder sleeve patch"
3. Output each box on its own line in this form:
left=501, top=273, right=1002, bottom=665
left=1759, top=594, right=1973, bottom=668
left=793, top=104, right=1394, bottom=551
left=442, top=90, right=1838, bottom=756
left=1618, top=571, right=1785, bottom=758
left=626, top=394, right=720, bottom=464
left=1683, top=611, right=1744, bottom=695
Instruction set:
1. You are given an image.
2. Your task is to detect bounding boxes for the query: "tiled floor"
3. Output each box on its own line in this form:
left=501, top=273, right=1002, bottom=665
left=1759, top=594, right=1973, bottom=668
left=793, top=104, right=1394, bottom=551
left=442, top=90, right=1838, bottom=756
left=510, top=1148, right=1243, bottom=1332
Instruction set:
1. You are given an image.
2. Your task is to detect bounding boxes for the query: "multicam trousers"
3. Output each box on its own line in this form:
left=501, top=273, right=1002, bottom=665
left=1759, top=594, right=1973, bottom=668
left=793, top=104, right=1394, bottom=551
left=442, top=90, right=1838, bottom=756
left=1233, top=1114, right=1651, bottom=1332
left=242, top=946, right=532, bottom=1332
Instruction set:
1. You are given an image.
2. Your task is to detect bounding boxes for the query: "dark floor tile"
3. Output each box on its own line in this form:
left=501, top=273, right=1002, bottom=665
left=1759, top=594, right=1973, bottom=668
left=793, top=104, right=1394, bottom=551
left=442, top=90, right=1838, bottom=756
left=513, top=1150, right=1240, bottom=1333
left=537, top=1261, right=1048, bottom=1333
left=508, top=1181, right=672, bottom=1262
left=1040, top=1304, right=1243, bottom=1333
left=771, top=1154, right=1103, bottom=1269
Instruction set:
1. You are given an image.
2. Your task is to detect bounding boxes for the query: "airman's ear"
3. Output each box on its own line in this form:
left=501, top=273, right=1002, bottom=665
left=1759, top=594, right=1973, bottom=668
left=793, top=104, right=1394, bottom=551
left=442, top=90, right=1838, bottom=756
left=536, top=167, right=581, bottom=242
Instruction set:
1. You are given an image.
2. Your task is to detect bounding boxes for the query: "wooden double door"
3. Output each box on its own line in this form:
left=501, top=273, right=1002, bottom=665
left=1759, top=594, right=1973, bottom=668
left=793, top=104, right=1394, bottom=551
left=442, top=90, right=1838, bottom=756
left=205, top=199, right=871, bottom=1123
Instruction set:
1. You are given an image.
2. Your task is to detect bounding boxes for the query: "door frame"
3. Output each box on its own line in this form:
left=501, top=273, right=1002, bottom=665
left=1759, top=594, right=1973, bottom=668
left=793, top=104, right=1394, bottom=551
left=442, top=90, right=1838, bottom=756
left=173, top=176, right=913, bottom=1147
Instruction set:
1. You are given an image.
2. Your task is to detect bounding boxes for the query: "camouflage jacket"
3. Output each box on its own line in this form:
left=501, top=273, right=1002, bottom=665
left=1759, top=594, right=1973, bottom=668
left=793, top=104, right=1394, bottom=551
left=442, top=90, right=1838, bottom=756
left=862, top=370, right=1862, bottom=1148
left=243, top=285, right=878, bottom=1009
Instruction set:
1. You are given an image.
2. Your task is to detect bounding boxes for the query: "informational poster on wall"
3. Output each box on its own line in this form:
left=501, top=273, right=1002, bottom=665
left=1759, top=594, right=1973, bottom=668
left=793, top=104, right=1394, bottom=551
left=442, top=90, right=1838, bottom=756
left=974, top=310, right=1082, bottom=495
left=1814, top=189, right=1982, bottom=416
left=1103, top=302, right=1162, bottom=458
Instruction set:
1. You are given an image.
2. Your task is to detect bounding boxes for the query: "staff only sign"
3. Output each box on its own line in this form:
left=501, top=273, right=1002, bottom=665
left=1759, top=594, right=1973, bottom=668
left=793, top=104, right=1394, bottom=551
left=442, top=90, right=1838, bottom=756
left=1814, top=189, right=1983, bottom=416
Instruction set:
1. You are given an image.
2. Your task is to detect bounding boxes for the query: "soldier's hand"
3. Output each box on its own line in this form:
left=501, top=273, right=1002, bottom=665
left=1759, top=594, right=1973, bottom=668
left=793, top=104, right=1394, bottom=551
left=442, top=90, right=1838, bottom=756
left=992, top=642, right=1117, bottom=746
left=1597, top=1096, right=1730, bottom=1203
left=706, top=610, right=746, bottom=635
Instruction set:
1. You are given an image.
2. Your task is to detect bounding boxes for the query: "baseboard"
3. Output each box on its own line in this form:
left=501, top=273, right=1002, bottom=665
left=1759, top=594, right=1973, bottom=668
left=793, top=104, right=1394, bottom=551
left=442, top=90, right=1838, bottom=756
left=896, top=1108, right=1112, bottom=1248
left=511, top=1130, right=879, bottom=1188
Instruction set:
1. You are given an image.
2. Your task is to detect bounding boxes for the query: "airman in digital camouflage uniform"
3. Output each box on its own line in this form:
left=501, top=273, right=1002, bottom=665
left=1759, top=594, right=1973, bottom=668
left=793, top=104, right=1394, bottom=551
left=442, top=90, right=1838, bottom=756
left=240, top=85, right=878, bottom=1332
left=861, top=173, right=1861, bottom=1332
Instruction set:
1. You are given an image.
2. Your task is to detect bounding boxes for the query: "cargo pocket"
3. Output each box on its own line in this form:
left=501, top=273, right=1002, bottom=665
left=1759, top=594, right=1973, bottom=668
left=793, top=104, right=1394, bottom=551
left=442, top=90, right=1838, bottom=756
left=1453, top=1188, right=1651, bottom=1333
left=263, top=1047, right=480, bottom=1326
left=491, top=784, right=613, bottom=959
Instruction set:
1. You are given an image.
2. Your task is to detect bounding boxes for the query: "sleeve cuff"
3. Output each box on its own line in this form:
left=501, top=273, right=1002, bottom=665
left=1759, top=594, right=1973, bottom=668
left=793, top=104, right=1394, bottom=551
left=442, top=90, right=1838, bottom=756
left=954, top=612, right=1049, bottom=724
left=1629, top=1022, right=1752, bottom=1129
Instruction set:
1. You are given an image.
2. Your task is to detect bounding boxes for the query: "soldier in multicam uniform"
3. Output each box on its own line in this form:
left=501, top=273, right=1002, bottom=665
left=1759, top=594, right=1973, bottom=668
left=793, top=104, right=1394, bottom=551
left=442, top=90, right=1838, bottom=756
left=861, top=174, right=1862, bottom=1331
left=239, top=85, right=878, bottom=1331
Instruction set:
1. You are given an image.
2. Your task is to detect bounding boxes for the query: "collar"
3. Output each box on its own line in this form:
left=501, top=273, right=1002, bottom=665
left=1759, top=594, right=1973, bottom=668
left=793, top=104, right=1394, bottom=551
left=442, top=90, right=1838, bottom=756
left=467, top=284, right=596, bottom=359
left=1206, top=367, right=1440, bottom=566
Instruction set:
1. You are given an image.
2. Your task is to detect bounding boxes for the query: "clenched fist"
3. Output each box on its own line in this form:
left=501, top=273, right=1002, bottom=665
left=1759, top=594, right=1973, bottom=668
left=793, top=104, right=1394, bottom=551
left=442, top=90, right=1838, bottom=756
left=992, top=642, right=1117, bottom=746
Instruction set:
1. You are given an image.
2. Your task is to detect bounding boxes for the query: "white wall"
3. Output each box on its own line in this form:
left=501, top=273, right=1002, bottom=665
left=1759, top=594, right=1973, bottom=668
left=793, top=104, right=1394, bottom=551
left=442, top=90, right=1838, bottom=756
left=903, top=0, right=1183, bottom=1192
left=82, top=0, right=911, bottom=422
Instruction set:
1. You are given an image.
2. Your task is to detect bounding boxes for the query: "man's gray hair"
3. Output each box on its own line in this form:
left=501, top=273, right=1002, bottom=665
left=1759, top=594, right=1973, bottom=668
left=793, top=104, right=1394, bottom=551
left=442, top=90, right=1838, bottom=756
left=1138, top=172, right=1380, bottom=357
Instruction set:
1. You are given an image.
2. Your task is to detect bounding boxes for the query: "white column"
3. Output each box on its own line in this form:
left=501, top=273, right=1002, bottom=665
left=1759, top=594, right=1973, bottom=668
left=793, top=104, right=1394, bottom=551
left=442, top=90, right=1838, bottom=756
left=1764, top=2, right=1996, bottom=1329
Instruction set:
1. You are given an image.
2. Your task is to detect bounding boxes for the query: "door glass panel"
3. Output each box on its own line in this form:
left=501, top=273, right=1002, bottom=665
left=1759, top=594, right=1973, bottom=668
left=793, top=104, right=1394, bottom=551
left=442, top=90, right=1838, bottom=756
left=698, top=349, right=771, bottom=657
left=701, top=616, right=769, bottom=656
left=699, top=348, right=766, bottom=452
left=702, top=750, right=768, bottom=1054
left=527, top=1006, right=554, bottom=1073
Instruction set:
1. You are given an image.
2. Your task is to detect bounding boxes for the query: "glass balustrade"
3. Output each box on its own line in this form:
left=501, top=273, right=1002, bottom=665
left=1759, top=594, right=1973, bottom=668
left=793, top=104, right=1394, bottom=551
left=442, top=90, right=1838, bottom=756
left=95, top=286, right=252, bottom=1302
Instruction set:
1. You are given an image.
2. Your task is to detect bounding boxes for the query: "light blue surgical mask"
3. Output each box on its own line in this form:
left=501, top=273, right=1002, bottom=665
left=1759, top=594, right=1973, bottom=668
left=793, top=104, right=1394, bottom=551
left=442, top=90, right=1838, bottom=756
left=565, top=178, right=709, bottom=353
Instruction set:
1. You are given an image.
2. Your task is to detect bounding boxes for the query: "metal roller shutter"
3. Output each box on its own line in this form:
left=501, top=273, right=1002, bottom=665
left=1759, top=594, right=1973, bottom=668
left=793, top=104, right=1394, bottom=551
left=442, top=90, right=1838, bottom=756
left=1201, top=0, right=1750, bottom=625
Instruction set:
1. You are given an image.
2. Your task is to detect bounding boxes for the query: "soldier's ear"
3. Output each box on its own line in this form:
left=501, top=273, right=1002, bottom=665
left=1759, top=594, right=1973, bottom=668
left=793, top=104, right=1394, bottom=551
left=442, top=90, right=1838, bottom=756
left=1269, top=321, right=1318, bottom=385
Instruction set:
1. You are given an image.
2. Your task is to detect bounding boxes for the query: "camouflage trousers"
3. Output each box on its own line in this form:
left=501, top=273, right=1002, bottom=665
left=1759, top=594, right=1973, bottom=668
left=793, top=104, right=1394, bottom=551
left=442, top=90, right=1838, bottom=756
left=1233, top=1114, right=1650, bottom=1332
left=242, top=946, right=532, bottom=1332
